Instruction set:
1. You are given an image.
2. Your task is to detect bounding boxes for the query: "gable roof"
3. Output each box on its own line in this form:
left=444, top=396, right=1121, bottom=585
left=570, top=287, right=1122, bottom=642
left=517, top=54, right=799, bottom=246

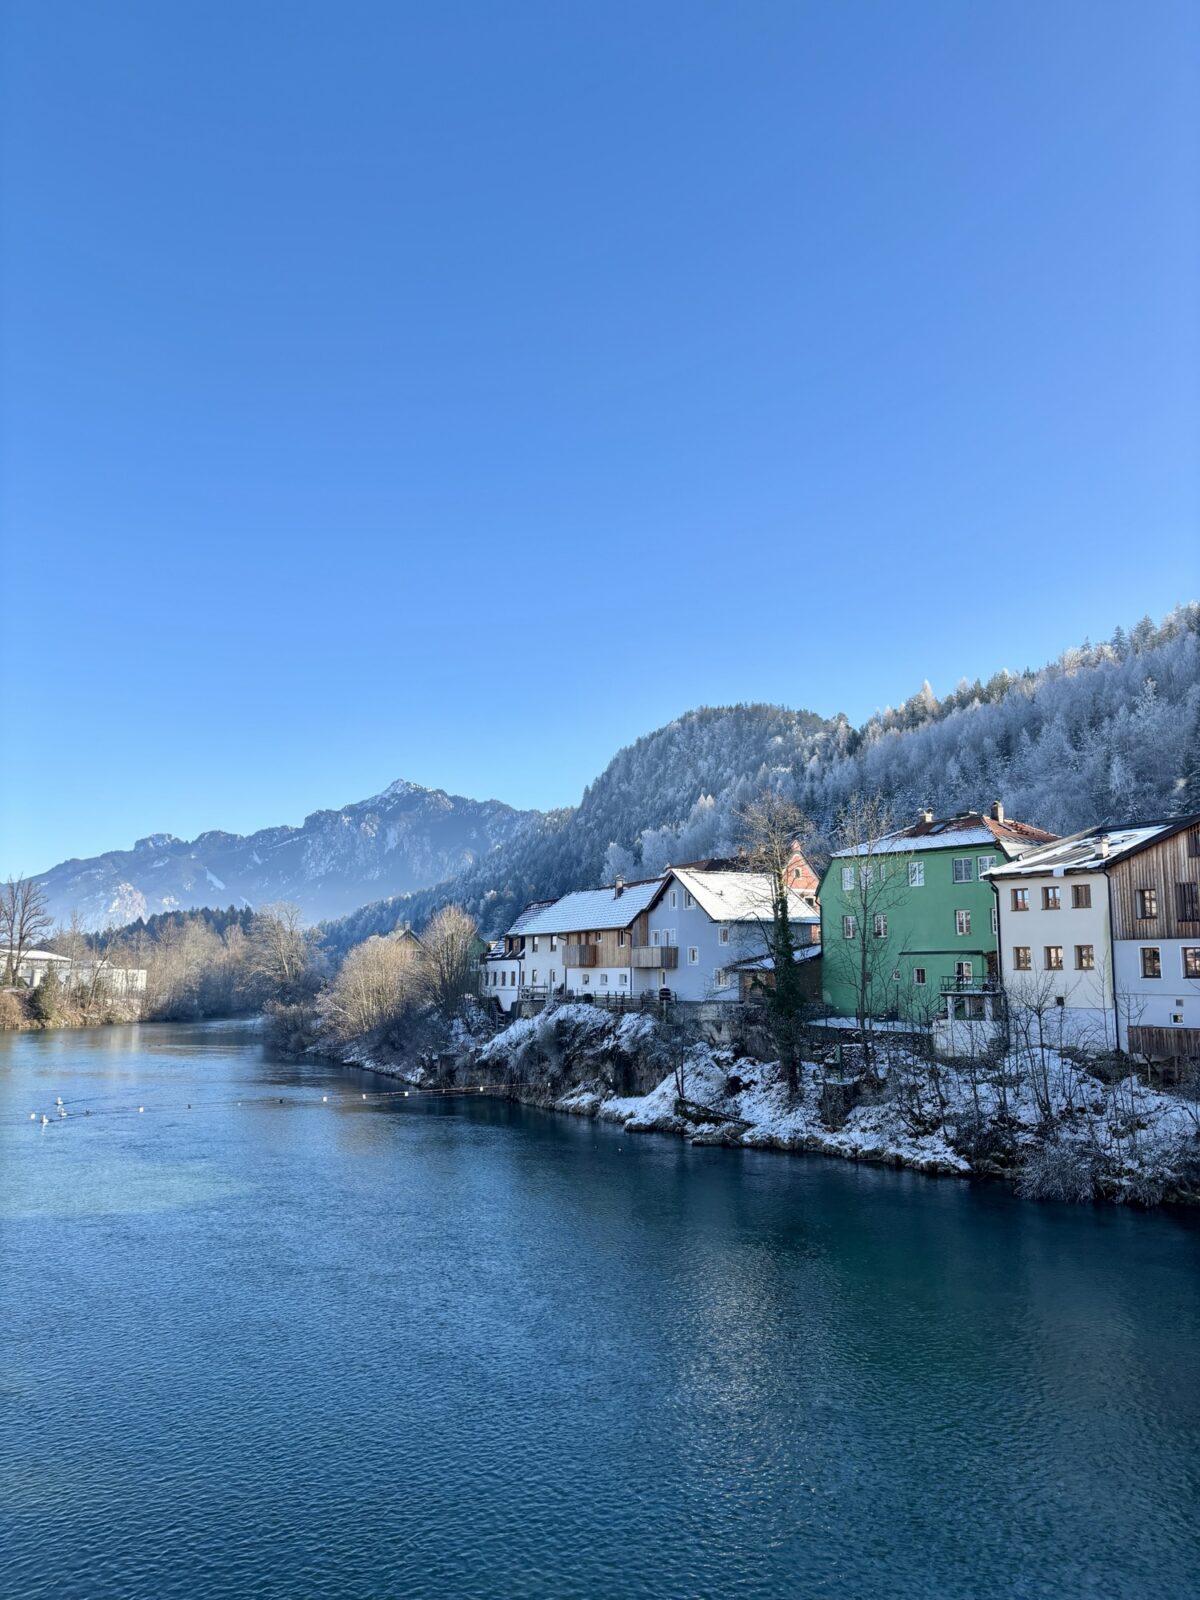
left=655, top=867, right=818, bottom=926
left=504, top=879, right=663, bottom=937
left=986, top=815, right=1200, bottom=878
left=831, top=811, right=1057, bottom=859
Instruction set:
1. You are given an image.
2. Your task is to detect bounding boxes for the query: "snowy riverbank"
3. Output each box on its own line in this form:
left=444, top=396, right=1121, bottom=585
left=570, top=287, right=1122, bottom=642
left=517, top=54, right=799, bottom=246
left=340, top=1002, right=1200, bottom=1207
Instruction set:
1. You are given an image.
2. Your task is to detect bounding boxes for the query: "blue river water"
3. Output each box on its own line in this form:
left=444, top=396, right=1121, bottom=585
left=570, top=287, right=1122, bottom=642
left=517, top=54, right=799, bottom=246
left=2, top=1018, right=1198, bottom=1599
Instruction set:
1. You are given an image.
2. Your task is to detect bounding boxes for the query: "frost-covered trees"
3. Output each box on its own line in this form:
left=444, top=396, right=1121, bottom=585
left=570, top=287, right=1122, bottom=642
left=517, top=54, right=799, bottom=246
left=322, top=605, right=1200, bottom=946
left=417, top=905, right=478, bottom=1017
left=318, top=933, right=421, bottom=1042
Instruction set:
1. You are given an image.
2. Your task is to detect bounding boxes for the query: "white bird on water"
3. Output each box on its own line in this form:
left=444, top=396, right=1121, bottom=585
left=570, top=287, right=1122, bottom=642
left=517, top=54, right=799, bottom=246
left=41, top=1115, right=49, bottom=1127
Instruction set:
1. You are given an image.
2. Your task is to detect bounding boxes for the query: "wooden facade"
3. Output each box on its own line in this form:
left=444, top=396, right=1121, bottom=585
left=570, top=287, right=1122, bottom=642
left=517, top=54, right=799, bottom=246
left=1109, top=824, right=1200, bottom=940
left=1128, top=1025, right=1200, bottom=1060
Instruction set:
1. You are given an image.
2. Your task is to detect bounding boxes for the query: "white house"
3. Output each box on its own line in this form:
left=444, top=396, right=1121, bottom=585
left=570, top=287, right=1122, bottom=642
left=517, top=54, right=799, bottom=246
left=633, top=859, right=819, bottom=1003
left=987, top=815, right=1200, bottom=1057
left=479, top=899, right=560, bottom=1013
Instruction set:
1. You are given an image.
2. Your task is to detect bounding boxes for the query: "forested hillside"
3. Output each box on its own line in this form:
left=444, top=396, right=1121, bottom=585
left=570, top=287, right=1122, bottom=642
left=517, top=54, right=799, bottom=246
left=325, top=606, right=1200, bottom=947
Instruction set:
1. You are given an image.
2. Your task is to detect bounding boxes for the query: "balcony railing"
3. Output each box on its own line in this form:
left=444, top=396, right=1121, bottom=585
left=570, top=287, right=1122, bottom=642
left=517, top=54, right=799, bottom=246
left=940, top=976, right=1000, bottom=994
left=631, top=945, right=678, bottom=969
left=564, top=944, right=598, bottom=967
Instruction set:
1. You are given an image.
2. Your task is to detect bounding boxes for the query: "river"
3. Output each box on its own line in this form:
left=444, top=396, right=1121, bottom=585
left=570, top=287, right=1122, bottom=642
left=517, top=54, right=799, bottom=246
left=2, top=1018, right=1198, bottom=1599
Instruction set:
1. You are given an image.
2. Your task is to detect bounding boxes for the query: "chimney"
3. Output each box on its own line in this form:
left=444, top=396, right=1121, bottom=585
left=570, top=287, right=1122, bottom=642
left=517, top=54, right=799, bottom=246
left=991, top=801, right=1005, bottom=823
left=919, top=807, right=934, bottom=824
left=1097, top=836, right=1110, bottom=860
left=614, top=875, right=624, bottom=898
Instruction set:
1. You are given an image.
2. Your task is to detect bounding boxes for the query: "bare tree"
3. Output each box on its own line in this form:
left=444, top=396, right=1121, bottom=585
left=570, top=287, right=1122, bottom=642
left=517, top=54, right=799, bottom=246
left=417, top=905, right=478, bottom=1017
left=738, top=792, right=819, bottom=1096
left=825, top=794, right=913, bottom=1075
left=248, top=902, right=314, bottom=995
left=318, top=933, right=420, bottom=1041
left=0, top=876, right=53, bottom=986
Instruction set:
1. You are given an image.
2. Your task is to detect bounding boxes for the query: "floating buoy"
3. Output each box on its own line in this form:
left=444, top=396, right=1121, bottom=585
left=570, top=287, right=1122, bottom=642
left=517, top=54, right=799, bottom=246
left=29, top=1113, right=36, bottom=1121
left=322, top=1096, right=328, bottom=1103
left=362, top=1094, right=367, bottom=1100
left=138, top=1107, right=144, bottom=1114
left=403, top=1091, right=409, bottom=1098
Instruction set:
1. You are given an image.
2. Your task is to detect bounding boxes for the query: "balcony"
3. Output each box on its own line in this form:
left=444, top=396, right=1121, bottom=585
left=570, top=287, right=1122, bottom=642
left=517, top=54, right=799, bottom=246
left=940, top=976, right=999, bottom=994
left=564, top=944, right=598, bottom=968
left=631, top=945, right=678, bottom=969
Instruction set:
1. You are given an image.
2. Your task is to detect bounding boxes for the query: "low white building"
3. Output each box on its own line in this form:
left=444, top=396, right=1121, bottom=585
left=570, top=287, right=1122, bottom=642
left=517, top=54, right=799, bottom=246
left=2, top=948, right=148, bottom=995
left=479, top=900, right=560, bottom=1013
left=987, top=815, right=1200, bottom=1057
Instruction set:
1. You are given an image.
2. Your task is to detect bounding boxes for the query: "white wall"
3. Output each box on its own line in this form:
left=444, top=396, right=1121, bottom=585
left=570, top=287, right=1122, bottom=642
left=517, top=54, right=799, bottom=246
left=995, top=871, right=1115, bottom=1036
left=1113, top=939, right=1200, bottom=1047
left=564, top=966, right=633, bottom=999
left=634, top=882, right=742, bottom=1001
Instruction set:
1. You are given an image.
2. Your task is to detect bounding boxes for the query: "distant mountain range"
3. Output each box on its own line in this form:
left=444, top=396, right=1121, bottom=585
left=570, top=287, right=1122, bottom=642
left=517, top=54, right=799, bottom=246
left=34, top=606, right=1200, bottom=943
left=34, top=780, right=541, bottom=928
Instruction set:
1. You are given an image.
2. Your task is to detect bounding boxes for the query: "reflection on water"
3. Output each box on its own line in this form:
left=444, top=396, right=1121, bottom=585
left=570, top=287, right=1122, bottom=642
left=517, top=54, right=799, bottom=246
left=2, top=1019, right=1199, bottom=1600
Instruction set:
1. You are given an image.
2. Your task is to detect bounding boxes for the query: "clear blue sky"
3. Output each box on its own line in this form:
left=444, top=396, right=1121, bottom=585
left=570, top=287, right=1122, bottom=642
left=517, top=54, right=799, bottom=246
left=2, top=0, right=1197, bottom=877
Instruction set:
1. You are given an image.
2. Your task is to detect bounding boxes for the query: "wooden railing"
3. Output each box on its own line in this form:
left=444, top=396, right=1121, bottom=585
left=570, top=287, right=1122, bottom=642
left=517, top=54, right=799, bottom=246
left=630, top=945, right=678, bottom=969
left=564, top=943, right=598, bottom=967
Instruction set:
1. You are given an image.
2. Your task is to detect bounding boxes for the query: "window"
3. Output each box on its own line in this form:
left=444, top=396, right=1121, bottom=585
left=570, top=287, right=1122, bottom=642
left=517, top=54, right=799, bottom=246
left=600, top=973, right=609, bottom=985
left=669, top=889, right=677, bottom=909
left=1141, top=947, right=1162, bottom=978
left=684, top=891, right=695, bottom=909
left=718, top=927, right=730, bottom=945
left=954, top=961, right=973, bottom=984
left=953, top=858, right=974, bottom=883
left=913, top=968, right=927, bottom=986
left=1011, top=888, right=1029, bottom=912
left=1013, top=946, right=1032, bottom=971
left=1071, top=884, right=1091, bottom=909
left=651, top=929, right=661, bottom=946
left=909, top=861, right=924, bottom=888
left=1074, top=946, right=1094, bottom=971
left=531, top=969, right=538, bottom=984
left=1189, top=830, right=1200, bottom=859
left=1045, top=946, right=1064, bottom=971
left=1137, top=888, right=1158, bottom=919
left=1176, top=882, right=1200, bottom=922
left=842, top=915, right=857, bottom=939
left=714, top=970, right=727, bottom=988
left=687, top=946, right=699, bottom=965
left=1042, top=887, right=1061, bottom=911
left=841, top=867, right=854, bottom=892
left=531, top=936, right=539, bottom=954
left=873, top=914, right=888, bottom=938
left=666, top=929, right=677, bottom=946
left=1183, top=949, right=1200, bottom=979
left=619, top=973, right=627, bottom=985
left=991, top=905, right=998, bottom=935
left=955, top=909, right=971, bottom=937
left=594, top=930, right=603, bottom=944
left=549, top=970, right=556, bottom=986
left=500, top=971, right=507, bottom=986
left=581, top=973, right=590, bottom=985
left=890, top=969, right=900, bottom=982
left=550, top=935, right=558, bottom=951
left=860, top=865, right=873, bottom=889
left=978, top=855, right=996, bottom=877
left=617, top=930, right=626, bottom=946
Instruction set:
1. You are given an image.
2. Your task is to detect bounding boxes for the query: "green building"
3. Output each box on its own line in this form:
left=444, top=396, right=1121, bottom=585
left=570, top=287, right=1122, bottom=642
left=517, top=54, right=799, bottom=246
left=819, top=804, right=1057, bottom=1021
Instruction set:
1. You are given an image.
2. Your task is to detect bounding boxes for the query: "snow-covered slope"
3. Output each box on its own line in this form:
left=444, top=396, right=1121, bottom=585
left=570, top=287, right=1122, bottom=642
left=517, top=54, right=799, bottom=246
left=34, top=780, right=542, bottom=928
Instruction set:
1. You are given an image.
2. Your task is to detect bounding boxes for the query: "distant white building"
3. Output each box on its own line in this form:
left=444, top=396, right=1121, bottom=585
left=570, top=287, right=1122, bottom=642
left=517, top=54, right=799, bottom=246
left=2, top=947, right=148, bottom=996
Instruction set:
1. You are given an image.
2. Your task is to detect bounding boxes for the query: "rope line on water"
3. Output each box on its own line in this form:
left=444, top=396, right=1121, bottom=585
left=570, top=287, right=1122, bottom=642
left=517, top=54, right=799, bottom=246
left=12, top=1083, right=514, bottom=1128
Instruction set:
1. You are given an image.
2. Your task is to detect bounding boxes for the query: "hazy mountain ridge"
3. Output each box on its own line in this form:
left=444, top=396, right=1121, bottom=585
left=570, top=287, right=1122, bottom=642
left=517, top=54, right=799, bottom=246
left=35, top=780, right=541, bottom=927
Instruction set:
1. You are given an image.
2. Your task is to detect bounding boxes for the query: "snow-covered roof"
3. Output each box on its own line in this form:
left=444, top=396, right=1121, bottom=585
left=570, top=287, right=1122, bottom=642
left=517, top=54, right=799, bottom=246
left=831, top=812, right=1057, bottom=859
left=3, top=947, right=68, bottom=962
left=660, top=868, right=818, bottom=925
left=504, top=900, right=558, bottom=937
left=986, top=818, right=1195, bottom=878
left=505, top=879, right=663, bottom=937
left=731, top=945, right=823, bottom=972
